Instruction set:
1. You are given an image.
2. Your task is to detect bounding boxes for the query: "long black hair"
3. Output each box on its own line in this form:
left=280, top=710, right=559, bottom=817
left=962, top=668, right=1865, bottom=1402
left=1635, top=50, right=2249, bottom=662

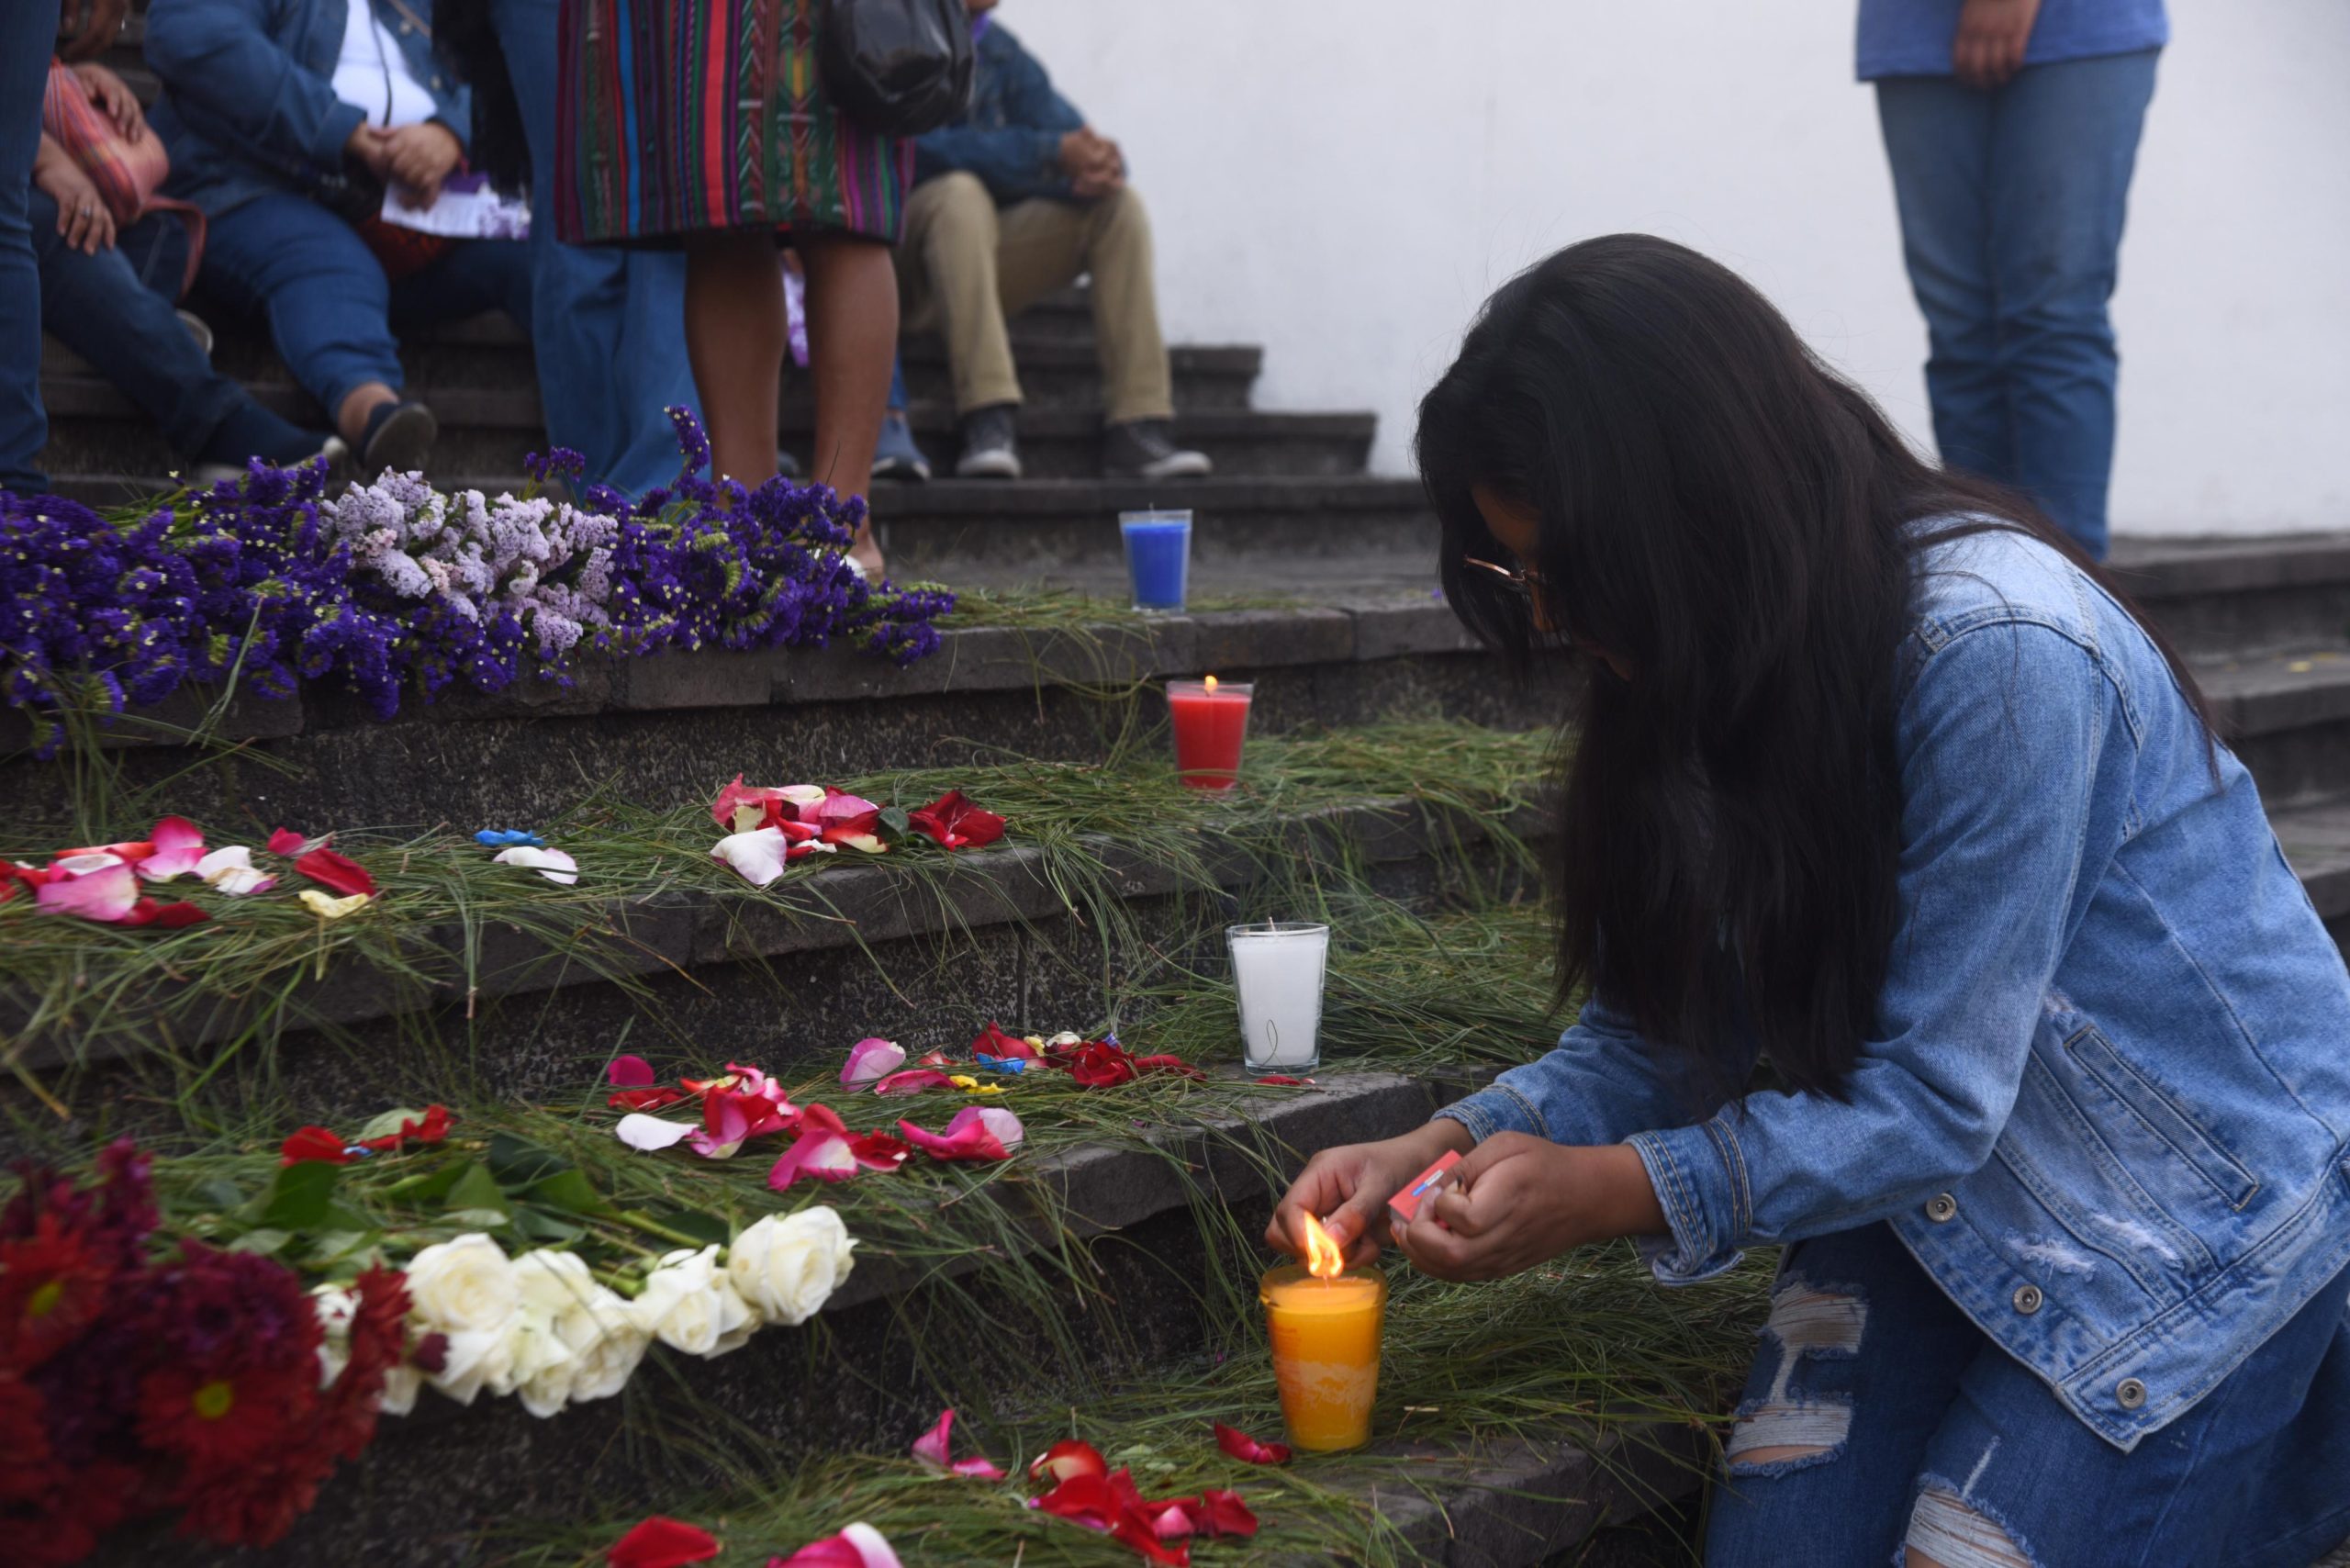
left=1417, top=234, right=2210, bottom=1103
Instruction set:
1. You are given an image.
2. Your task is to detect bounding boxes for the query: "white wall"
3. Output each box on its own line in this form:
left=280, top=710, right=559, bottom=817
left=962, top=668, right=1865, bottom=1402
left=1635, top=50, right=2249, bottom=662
left=1002, top=1, right=2350, bottom=536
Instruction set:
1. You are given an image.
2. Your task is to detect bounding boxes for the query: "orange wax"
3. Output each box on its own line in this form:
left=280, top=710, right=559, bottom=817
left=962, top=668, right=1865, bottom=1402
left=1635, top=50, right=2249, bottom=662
left=1259, top=1263, right=1386, bottom=1451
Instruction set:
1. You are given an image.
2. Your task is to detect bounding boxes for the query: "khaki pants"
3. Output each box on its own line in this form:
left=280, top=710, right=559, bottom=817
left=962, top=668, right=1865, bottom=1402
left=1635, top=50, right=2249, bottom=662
left=898, top=172, right=1174, bottom=424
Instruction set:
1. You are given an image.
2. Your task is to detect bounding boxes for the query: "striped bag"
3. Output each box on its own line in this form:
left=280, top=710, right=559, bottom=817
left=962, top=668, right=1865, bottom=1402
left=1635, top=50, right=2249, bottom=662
left=42, top=61, right=206, bottom=297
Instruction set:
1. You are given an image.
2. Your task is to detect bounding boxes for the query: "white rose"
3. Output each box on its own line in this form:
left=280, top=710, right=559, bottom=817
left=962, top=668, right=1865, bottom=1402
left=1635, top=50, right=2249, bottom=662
left=427, top=1325, right=516, bottom=1406
left=311, top=1284, right=356, bottom=1389
left=727, top=1208, right=856, bottom=1328
left=632, top=1246, right=756, bottom=1358
left=508, top=1248, right=649, bottom=1403
left=406, top=1235, right=521, bottom=1334
left=557, top=1291, right=652, bottom=1403
left=504, top=1312, right=577, bottom=1417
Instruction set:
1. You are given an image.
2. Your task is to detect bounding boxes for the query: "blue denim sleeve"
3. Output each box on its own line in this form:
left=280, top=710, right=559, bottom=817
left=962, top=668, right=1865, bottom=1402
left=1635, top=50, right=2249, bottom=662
left=1434, top=987, right=1705, bottom=1148
left=1627, top=622, right=2118, bottom=1282
left=145, top=0, right=368, bottom=174
left=912, top=127, right=1070, bottom=203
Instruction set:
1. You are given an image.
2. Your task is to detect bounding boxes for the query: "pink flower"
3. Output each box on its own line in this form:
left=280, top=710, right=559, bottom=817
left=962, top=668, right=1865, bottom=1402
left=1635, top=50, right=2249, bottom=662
left=910, top=1407, right=1007, bottom=1479
left=840, top=1037, right=906, bottom=1087
left=137, top=816, right=205, bottom=881
left=608, top=1055, right=656, bottom=1088
left=769, top=1523, right=902, bottom=1568
left=897, top=1105, right=1024, bottom=1162
left=713, top=776, right=829, bottom=833
left=870, top=1069, right=955, bottom=1097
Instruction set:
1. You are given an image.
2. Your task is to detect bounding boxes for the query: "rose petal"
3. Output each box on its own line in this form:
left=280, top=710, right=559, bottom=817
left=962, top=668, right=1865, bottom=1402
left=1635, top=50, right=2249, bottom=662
left=767, top=1126, right=859, bottom=1191
left=818, top=790, right=882, bottom=822
left=845, top=1129, right=911, bottom=1170
left=1213, top=1421, right=1292, bottom=1465
left=712, top=775, right=771, bottom=832
left=769, top=1522, right=902, bottom=1568
left=1193, top=1489, right=1259, bottom=1539
left=608, top=1055, right=656, bottom=1088
left=617, top=1114, right=696, bottom=1152
left=1030, top=1439, right=1109, bottom=1484
left=140, top=901, right=209, bottom=929
left=871, top=1069, right=954, bottom=1097
left=608, top=1516, right=721, bottom=1568
left=970, top=1022, right=1037, bottom=1059
left=711, top=826, right=790, bottom=888
left=36, top=862, right=140, bottom=923
left=840, top=1037, right=907, bottom=1087
left=910, top=1407, right=956, bottom=1468
left=195, top=846, right=276, bottom=895
left=1149, top=1503, right=1196, bottom=1540
left=138, top=816, right=205, bottom=881
left=896, top=1105, right=1024, bottom=1163
left=493, top=846, right=579, bottom=885
left=906, top=790, right=1007, bottom=852
left=299, top=890, right=371, bottom=920
left=951, top=1456, right=1007, bottom=1479
left=267, top=827, right=316, bottom=857
left=295, top=846, right=377, bottom=898
left=280, top=1126, right=353, bottom=1165
left=946, top=1104, right=1024, bottom=1149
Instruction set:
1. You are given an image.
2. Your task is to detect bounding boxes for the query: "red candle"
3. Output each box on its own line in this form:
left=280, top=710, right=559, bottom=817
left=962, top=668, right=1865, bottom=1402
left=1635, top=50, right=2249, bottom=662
left=1168, top=677, right=1254, bottom=790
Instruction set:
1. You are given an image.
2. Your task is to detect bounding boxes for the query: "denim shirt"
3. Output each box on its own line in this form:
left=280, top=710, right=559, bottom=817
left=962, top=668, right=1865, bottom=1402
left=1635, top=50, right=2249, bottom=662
left=1437, top=526, right=2350, bottom=1451
left=913, top=22, right=1088, bottom=206
left=146, top=0, right=470, bottom=219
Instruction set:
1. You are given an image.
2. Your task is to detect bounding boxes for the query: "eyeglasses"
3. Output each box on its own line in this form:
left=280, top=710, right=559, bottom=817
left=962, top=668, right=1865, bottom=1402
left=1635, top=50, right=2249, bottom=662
left=1463, top=556, right=1552, bottom=602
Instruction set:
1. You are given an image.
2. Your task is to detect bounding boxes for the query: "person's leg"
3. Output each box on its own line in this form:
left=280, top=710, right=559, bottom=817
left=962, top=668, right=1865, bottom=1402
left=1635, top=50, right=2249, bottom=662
left=388, top=239, right=535, bottom=338
left=1875, top=75, right=2009, bottom=491
left=200, top=194, right=405, bottom=444
left=1899, top=1258, right=2350, bottom=1568
left=490, top=0, right=700, bottom=496
left=902, top=172, right=1022, bottom=417
left=0, top=11, right=54, bottom=492
left=1702, top=1226, right=1983, bottom=1568
left=796, top=230, right=895, bottom=573
left=1064, top=186, right=1174, bottom=426
left=684, top=229, right=788, bottom=487
left=1981, top=49, right=2160, bottom=561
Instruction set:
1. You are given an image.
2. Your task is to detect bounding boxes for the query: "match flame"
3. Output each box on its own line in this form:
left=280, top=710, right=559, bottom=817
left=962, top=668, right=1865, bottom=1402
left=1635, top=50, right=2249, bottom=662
left=1299, top=1210, right=1345, bottom=1280
left=1203, top=674, right=1218, bottom=694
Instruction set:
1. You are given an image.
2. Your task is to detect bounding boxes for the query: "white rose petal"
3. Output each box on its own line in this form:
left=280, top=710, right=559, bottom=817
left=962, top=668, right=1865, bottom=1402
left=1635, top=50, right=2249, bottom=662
left=379, top=1362, right=421, bottom=1417
left=557, top=1292, right=651, bottom=1404
left=727, top=1208, right=858, bottom=1328
left=632, top=1245, right=757, bottom=1358
left=493, top=846, right=579, bottom=885
left=196, top=846, right=276, bottom=895
left=406, top=1234, right=521, bottom=1335
left=311, top=1283, right=357, bottom=1389
left=428, top=1324, right=517, bottom=1406
left=617, top=1113, right=696, bottom=1152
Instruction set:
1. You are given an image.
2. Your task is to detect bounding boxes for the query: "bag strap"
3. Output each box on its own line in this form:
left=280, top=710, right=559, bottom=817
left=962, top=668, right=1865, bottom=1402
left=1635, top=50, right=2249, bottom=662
left=378, top=0, right=433, bottom=42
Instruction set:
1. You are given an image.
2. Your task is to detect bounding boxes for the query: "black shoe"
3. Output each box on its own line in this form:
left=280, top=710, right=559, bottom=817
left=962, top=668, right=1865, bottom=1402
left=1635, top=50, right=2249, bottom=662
left=1103, top=419, right=1212, bottom=479
left=358, top=399, right=437, bottom=476
left=954, top=405, right=1024, bottom=480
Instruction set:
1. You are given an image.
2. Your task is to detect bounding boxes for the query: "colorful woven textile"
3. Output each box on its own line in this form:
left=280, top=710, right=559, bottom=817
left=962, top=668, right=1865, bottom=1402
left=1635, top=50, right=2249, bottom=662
left=555, top=0, right=913, bottom=245
left=43, top=59, right=206, bottom=295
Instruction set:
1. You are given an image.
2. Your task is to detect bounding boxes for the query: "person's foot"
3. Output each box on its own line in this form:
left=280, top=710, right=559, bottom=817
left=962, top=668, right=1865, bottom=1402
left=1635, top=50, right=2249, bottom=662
left=1103, top=419, right=1211, bottom=480
left=954, top=405, right=1023, bottom=480
left=777, top=448, right=802, bottom=479
left=871, top=410, right=932, bottom=483
left=358, top=399, right=437, bottom=476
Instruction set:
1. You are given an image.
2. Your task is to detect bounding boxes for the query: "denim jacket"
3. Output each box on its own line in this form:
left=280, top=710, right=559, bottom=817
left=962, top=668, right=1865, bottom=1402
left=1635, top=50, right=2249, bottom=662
left=146, top=0, right=470, bottom=218
left=913, top=22, right=1087, bottom=206
left=1437, top=525, right=2350, bottom=1451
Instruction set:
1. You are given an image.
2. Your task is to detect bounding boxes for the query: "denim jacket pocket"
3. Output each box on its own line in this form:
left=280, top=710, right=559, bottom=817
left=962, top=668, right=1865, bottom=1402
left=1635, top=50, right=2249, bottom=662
left=2062, top=1024, right=2261, bottom=1213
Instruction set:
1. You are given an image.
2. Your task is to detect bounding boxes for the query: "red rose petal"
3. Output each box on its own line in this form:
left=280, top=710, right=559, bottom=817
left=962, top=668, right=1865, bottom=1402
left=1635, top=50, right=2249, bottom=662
left=294, top=846, right=376, bottom=898
left=1214, top=1421, right=1292, bottom=1465
left=608, top=1516, right=721, bottom=1568
left=280, top=1126, right=352, bottom=1166
left=1029, top=1439, right=1109, bottom=1484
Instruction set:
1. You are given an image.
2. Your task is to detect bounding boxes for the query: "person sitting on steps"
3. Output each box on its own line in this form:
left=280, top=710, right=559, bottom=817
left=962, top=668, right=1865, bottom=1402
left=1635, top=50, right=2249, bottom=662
left=904, top=0, right=1211, bottom=483
left=145, top=0, right=533, bottom=478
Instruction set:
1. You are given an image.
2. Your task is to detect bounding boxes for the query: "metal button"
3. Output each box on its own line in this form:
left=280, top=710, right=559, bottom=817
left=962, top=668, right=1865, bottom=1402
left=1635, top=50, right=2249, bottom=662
left=2117, top=1378, right=2148, bottom=1410
left=2011, top=1283, right=2043, bottom=1316
left=1925, top=1193, right=1958, bottom=1223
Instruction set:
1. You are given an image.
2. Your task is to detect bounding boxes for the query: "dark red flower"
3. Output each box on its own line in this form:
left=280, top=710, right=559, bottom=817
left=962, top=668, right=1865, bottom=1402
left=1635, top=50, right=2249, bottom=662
left=277, top=1126, right=352, bottom=1166
left=1058, top=1042, right=1139, bottom=1089
left=0, top=1213, right=112, bottom=1370
left=609, top=1085, right=689, bottom=1113
left=906, top=790, right=1006, bottom=851
left=292, top=846, right=376, bottom=898
left=319, top=1267, right=411, bottom=1461
left=609, top=1515, right=722, bottom=1567
left=137, top=1361, right=311, bottom=1470
left=1214, top=1421, right=1292, bottom=1465
left=969, top=1021, right=1037, bottom=1059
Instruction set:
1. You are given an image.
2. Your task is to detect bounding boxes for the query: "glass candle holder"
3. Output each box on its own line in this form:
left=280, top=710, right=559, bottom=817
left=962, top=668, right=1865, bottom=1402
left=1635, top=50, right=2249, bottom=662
left=1169, top=678, right=1253, bottom=790
left=1259, top=1263, right=1386, bottom=1451
left=1120, top=510, right=1192, bottom=613
left=1228, top=921, right=1328, bottom=1073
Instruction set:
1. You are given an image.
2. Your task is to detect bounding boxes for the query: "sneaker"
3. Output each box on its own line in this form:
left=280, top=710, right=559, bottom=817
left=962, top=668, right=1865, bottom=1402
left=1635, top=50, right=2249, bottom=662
left=954, top=405, right=1023, bottom=480
left=358, top=399, right=437, bottom=476
left=1103, top=419, right=1212, bottom=479
left=871, top=410, right=932, bottom=482
left=777, top=448, right=802, bottom=479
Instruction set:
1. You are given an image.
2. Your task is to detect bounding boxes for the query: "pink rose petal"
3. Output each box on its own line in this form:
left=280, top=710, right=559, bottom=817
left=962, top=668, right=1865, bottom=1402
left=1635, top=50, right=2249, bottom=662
left=138, top=816, right=205, bottom=881
left=841, top=1037, right=907, bottom=1087
left=1150, top=1503, right=1196, bottom=1540
left=910, top=1408, right=956, bottom=1468
left=769, top=1523, right=902, bottom=1568
left=871, top=1069, right=954, bottom=1097
left=608, top=1054, right=656, bottom=1088
left=767, top=1126, right=859, bottom=1191
left=897, top=1104, right=1024, bottom=1162
left=36, top=861, right=140, bottom=923
left=951, top=1457, right=1008, bottom=1479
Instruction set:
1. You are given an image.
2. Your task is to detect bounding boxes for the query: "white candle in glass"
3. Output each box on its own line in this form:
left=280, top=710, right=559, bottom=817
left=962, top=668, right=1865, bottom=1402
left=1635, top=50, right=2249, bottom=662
left=1227, top=922, right=1331, bottom=1072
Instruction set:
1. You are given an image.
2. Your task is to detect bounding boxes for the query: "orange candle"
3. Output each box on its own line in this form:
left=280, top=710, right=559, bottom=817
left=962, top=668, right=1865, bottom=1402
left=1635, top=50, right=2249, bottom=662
left=1259, top=1214, right=1385, bottom=1451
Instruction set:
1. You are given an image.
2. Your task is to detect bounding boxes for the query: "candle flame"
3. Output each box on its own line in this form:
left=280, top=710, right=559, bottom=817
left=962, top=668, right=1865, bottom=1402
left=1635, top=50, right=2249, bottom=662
left=1203, top=674, right=1218, bottom=694
left=1299, top=1211, right=1345, bottom=1280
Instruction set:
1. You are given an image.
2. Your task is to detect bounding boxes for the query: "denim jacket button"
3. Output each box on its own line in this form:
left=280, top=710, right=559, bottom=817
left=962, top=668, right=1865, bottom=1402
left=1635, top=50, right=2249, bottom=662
left=2117, top=1378, right=2148, bottom=1410
left=2012, top=1283, right=2043, bottom=1315
left=1925, top=1193, right=1958, bottom=1223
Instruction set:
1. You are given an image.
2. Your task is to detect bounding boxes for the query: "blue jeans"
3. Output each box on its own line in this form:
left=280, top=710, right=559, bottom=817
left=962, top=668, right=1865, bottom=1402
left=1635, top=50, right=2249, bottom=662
left=1, top=6, right=53, bottom=493
left=1705, top=1224, right=2350, bottom=1568
left=489, top=0, right=699, bottom=495
left=197, top=193, right=532, bottom=425
left=1876, top=50, right=2159, bottom=560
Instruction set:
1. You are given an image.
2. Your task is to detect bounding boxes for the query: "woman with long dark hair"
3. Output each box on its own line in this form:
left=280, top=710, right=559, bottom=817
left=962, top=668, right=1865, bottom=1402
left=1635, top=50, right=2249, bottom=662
left=1270, top=236, right=2350, bottom=1565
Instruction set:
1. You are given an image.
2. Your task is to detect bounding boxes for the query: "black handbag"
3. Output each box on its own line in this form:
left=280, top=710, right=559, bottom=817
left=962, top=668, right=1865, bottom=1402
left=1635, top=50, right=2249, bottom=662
left=818, top=0, right=975, bottom=138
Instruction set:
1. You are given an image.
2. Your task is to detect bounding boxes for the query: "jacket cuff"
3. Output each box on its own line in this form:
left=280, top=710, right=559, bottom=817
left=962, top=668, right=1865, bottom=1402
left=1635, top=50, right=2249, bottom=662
left=314, top=101, right=369, bottom=173
left=1431, top=1082, right=1550, bottom=1145
left=1031, top=128, right=1065, bottom=181
left=1625, top=1117, right=1751, bottom=1283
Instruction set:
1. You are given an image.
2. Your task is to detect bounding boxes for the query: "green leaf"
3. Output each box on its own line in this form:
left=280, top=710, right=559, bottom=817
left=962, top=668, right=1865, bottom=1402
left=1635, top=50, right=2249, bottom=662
left=307, top=1229, right=378, bottom=1267
left=512, top=1209, right=588, bottom=1244
left=196, top=1178, right=245, bottom=1212
left=530, top=1169, right=615, bottom=1218
left=645, top=1209, right=731, bottom=1247
left=250, top=1159, right=342, bottom=1230
left=356, top=1106, right=427, bottom=1144
left=442, top=1160, right=512, bottom=1218
left=446, top=1208, right=515, bottom=1231
left=487, top=1133, right=569, bottom=1187
left=227, top=1227, right=291, bottom=1256
left=879, top=805, right=912, bottom=840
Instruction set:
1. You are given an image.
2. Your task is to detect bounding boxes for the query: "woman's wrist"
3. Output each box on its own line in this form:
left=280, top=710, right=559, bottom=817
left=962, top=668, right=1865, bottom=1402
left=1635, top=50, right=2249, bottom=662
left=1571, top=1143, right=1668, bottom=1240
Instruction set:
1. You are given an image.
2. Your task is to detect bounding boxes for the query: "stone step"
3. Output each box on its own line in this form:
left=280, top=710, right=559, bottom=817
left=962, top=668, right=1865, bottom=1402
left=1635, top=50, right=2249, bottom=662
left=2195, top=646, right=2350, bottom=810
left=2269, top=796, right=2350, bottom=946
left=4, top=595, right=1542, bottom=832
left=2109, top=532, right=2350, bottom=662
left=37, top=374, right=1371, bottom=483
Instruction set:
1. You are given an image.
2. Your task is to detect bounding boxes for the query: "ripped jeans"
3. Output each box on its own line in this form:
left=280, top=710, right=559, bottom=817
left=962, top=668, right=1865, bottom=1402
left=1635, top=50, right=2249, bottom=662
left=1704, top=1223, right=2350, bottom=1568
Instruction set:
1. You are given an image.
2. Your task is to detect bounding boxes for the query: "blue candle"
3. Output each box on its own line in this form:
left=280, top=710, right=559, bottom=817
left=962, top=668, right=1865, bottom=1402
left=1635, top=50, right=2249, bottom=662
left=1120, top=510, right=1192, bottom=612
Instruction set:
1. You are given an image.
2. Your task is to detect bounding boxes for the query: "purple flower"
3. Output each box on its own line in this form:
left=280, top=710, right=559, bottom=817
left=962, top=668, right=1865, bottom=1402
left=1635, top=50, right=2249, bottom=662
left=666, top=405, right=712, bottom=480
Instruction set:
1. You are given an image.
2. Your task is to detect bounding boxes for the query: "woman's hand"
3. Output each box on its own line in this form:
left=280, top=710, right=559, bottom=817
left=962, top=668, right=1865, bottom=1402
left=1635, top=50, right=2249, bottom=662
left=1267, top=1121, right=1473, bottom=1269
left=72, top=62, right=144, bottom=142
left=34, top=137, right=115, bottom=254
left=381, top=122, right=464, bottom=209
left=1953, top=0, right=2043, bottom=90
left=1393, top=1135, right=1668, bottom=1282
